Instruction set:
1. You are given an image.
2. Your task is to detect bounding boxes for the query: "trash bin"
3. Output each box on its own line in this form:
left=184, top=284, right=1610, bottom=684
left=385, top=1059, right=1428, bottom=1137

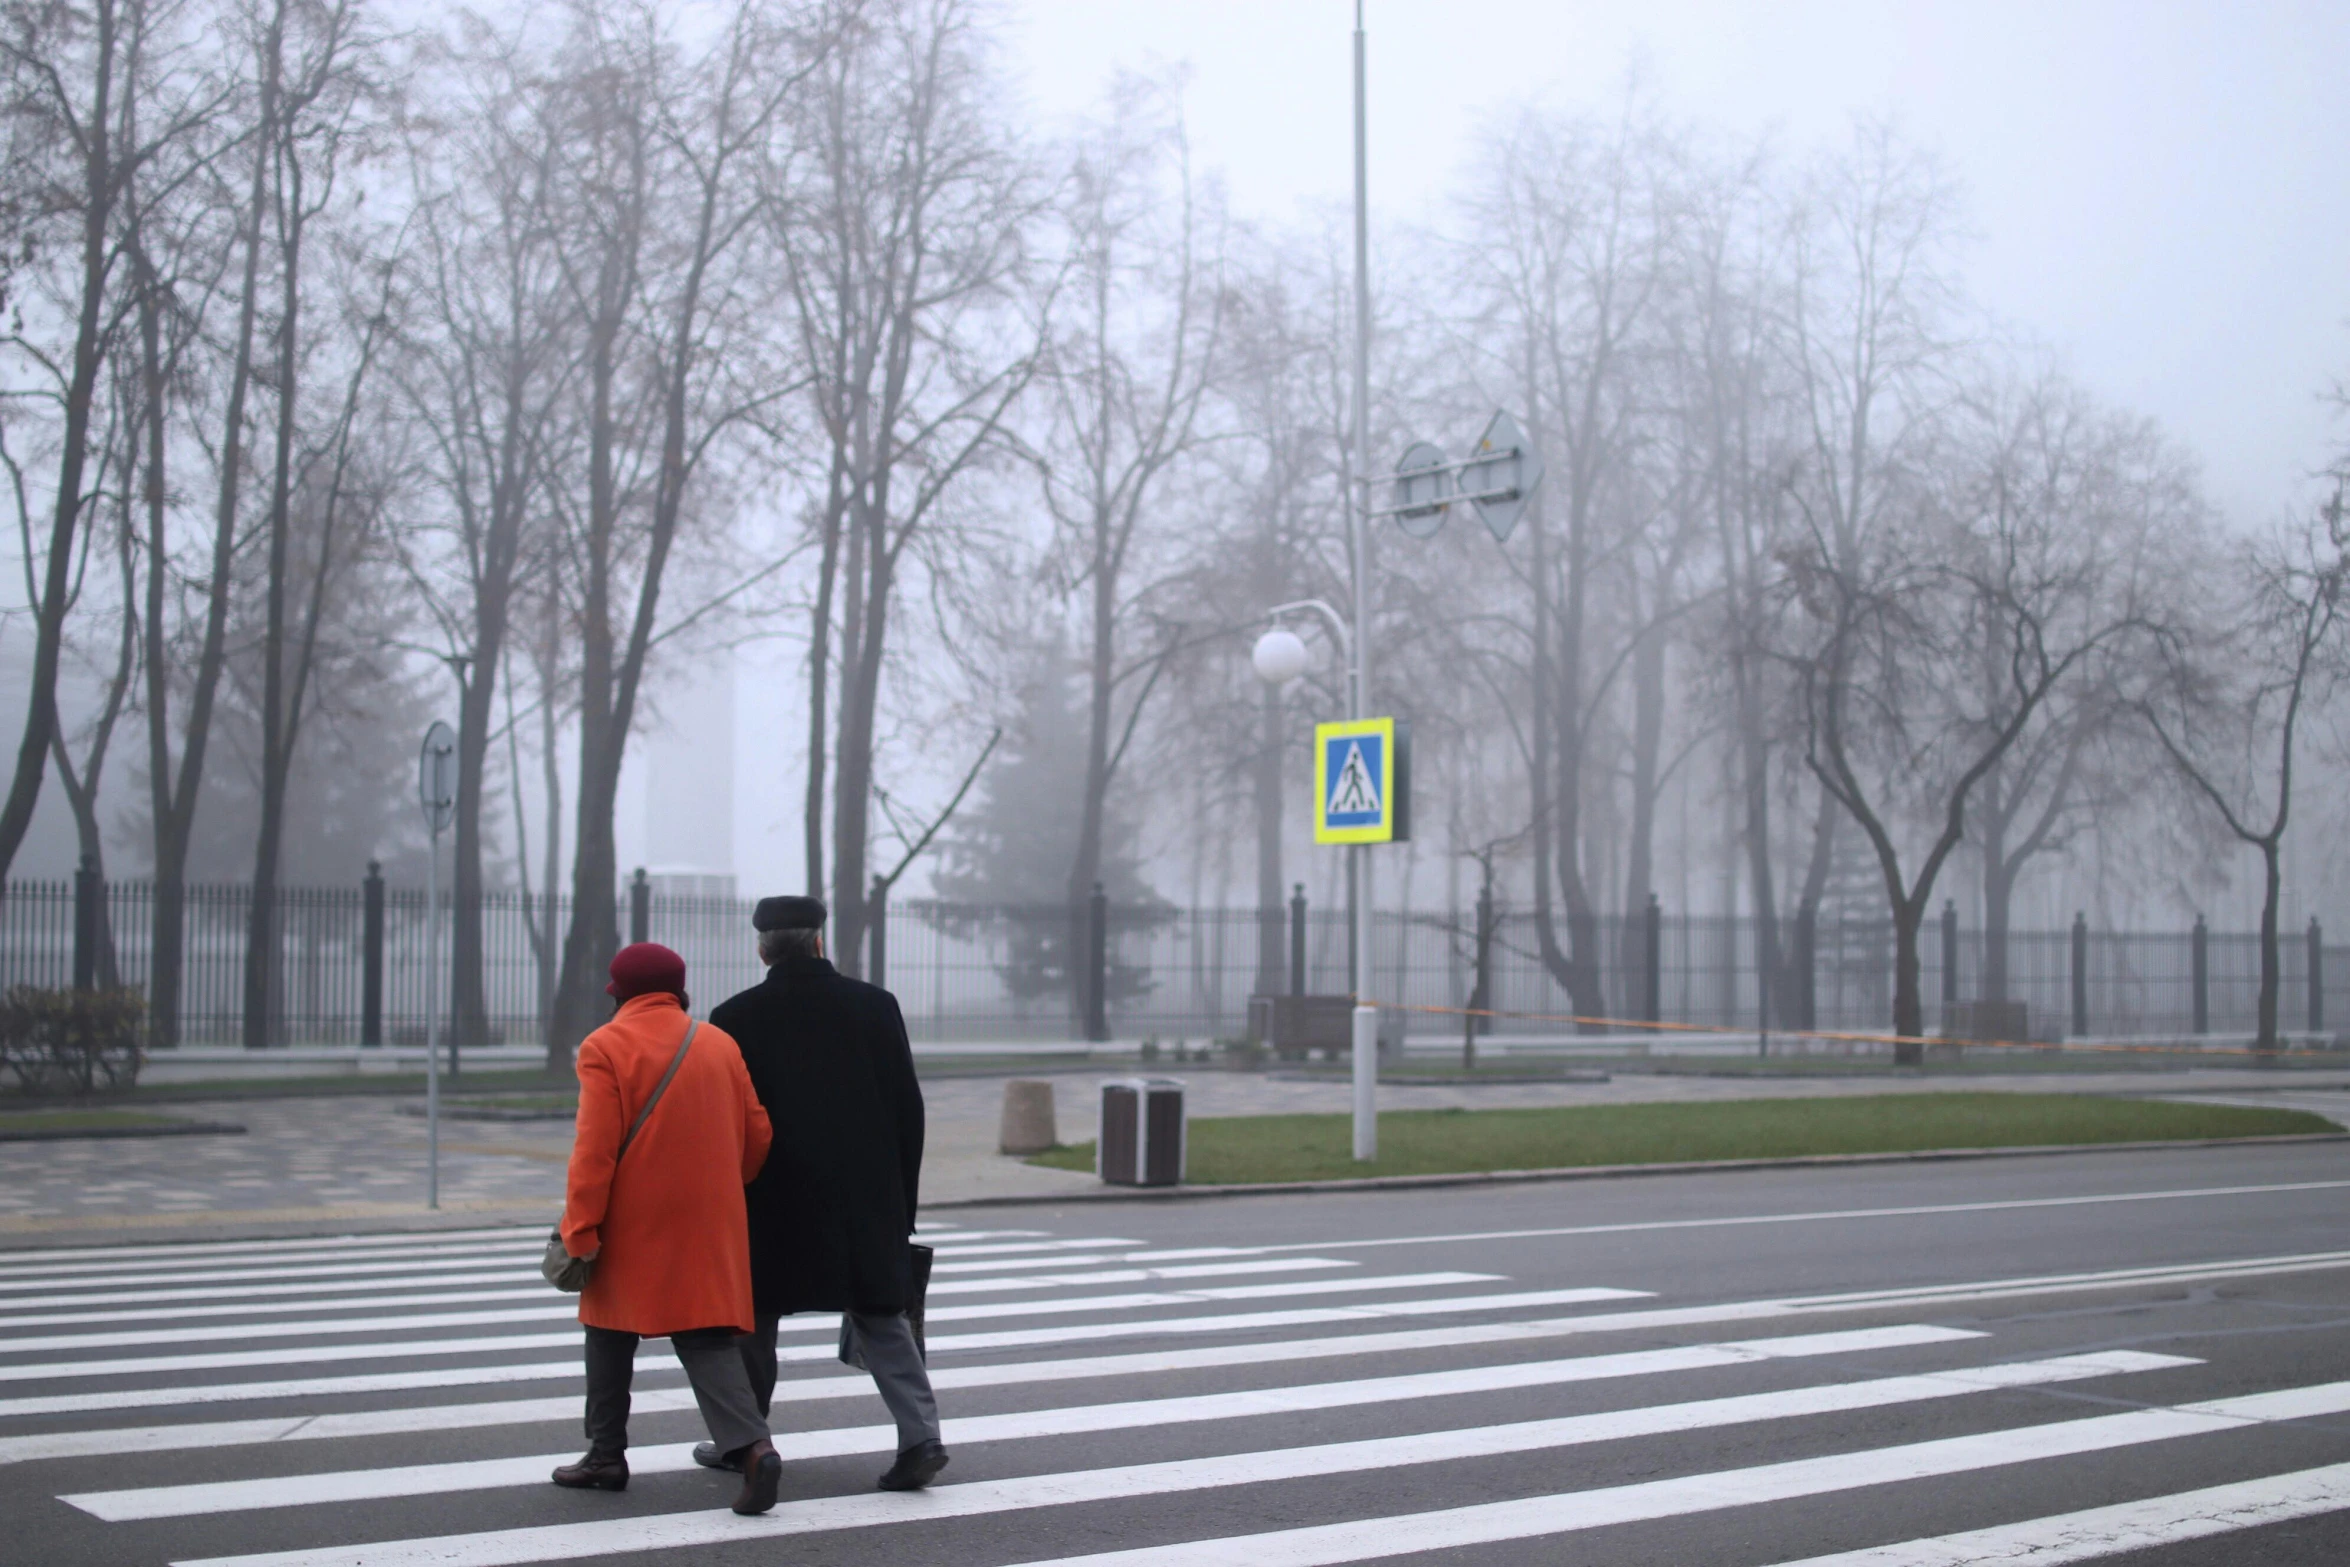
left=1097, top=1077, right=1185, bottom=1186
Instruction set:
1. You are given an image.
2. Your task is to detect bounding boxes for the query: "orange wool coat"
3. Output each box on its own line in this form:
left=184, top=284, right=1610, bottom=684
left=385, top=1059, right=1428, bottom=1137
left=560, top=994, right=772, bottom=1337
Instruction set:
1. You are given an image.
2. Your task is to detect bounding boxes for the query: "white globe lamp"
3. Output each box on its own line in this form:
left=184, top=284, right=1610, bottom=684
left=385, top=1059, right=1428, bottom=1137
left=1251, top=626, right=1312, bottom=686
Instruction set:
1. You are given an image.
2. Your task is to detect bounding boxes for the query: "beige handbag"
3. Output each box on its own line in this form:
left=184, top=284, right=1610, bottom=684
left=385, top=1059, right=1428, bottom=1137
left=541, top=1019, right=698, bottom=1293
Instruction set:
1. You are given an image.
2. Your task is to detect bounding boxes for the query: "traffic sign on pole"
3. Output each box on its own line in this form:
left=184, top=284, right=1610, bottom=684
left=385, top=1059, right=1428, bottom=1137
left=1313, top=717, right=1410, bottom=845
left=1461, top=408, right=1543, bottom=542
left=1391, top=441, right=1450, bottom=539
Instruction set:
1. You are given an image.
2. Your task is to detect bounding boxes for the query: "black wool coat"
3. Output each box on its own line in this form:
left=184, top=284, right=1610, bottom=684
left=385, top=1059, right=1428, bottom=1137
left=709, top=958, right=925, bottom=1315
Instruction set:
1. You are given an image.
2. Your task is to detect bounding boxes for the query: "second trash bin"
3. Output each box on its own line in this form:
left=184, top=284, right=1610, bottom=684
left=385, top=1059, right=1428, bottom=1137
left=1097, top=1077, right=1185, bottom=1186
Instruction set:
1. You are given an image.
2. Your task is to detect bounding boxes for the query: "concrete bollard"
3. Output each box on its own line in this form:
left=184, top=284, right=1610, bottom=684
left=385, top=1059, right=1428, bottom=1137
left=998, top=1078, right=1059, bottom=1154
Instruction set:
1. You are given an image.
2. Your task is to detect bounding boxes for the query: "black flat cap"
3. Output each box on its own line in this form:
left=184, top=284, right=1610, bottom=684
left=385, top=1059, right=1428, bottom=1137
left=753, top=895, right=827, bottom=932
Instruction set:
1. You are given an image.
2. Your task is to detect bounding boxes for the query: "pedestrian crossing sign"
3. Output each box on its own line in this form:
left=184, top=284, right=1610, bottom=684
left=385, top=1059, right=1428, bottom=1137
left=1313, top=717, right=1409, bottom=844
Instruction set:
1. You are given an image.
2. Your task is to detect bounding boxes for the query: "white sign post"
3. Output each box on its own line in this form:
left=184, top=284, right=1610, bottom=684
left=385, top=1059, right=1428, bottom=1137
left=418, top=721, right=457, bottom=1209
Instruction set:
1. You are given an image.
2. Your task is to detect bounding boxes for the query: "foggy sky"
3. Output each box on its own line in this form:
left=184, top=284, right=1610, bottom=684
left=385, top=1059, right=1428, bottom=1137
left=1007, top=0, right=2350, bottom=531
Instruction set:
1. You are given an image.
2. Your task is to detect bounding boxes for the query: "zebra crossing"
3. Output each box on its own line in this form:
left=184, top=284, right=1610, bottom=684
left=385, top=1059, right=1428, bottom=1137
left=2, top=1214, right=2348, bottom=1564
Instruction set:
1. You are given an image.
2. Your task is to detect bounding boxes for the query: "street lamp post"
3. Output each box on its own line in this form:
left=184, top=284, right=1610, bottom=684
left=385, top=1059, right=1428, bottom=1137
left=1241, top=3, right=1383, bottom=1164
left=1255, top=591, right=1376, bottom=1163
left=1345, top=0, right=1378, bottom=1165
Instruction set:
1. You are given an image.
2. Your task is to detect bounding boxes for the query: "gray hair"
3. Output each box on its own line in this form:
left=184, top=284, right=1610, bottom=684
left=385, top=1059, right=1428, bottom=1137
left=758, top=926, right=823, bottom=964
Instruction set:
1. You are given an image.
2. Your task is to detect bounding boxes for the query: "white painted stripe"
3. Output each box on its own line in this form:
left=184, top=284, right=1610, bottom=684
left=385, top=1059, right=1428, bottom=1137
left=928, top=1259, right=1354, bottom=1296
left=0, top=1227, right=537, bottom=1272
left=0, top=1271, right=1500, bottom=1358
left=0, top=1268, right=546, bottom=1313
left=0, top=1330, right=589, bottom=1384
left=964, top=1383, right=2350, bottom=1567
left=0, top=1258, right=1352, bottom=1327
left=908, top=1289, right=1654, bottom=1356
left=171, top=1356, right=2254, bottom=1567
left=0, top=1285, right=557, bottom=1330
left=925, top=1237, right=1143, bottom=1258
left=0, top=1259, right=1504, bottom=1362
left=0, top=1293, right=1761, bottom=1421
left=0, top=1230, right=1053, bottom=1294
left=0, top=1249, right=550, bottom=1296
left=4, top=1323, right=1974, bottom=1466
left=73, top=1348, right=2191, bottom=1521
left=933, top=1250, right=1226, bottom=1276
left=20, top=1235, right=2345, bottom=1391
left=1204, top=1179, right=2350, bottom=1259
left=1765, top=1461, right=2350, bottom=1565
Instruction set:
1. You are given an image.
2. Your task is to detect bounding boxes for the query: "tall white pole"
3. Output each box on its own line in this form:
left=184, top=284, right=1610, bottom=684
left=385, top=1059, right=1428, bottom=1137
left=425, top=825, right=442, bottom=1210
left=1349, top=0, right=1377, bottom=1163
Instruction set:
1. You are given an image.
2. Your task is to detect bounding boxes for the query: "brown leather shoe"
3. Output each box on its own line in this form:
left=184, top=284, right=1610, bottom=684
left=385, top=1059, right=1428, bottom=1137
left=551, top=1450, right=629, bottom=1491
left=732, top=1438, right=782, bottom=1515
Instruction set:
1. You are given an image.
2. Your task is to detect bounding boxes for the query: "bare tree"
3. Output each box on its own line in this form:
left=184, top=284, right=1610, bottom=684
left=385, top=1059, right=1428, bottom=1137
left=770, top=0, right=1038, bottom=973
left=544, top=0, right=819, bottom=1059
left=390, top=18, right=570, bottom=1052
left=239, top=0, right=386, bottom=1048
left=1456, top=101, right=1675, bottom=1023
left=2138, top=493, right=2344, bottom=1051
left=1033, top=75, right=1227, bottom=978
left=0, top=0, right=224, bottom=881
left=1779, top=381, right=2159, bottom=1053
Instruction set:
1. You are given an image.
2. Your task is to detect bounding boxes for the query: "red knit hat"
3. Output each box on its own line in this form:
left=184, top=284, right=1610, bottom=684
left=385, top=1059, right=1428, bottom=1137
left=606, top=942, right=687, bottom=1003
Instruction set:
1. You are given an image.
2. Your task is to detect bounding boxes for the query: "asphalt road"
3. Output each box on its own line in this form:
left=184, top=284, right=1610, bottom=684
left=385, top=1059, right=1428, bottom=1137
left=2, top=1140, right=2346, bottom=1566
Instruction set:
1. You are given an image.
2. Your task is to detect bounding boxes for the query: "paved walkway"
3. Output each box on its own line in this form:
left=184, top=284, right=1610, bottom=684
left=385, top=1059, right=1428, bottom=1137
left=4, top=1065, right=2344, bottom=1246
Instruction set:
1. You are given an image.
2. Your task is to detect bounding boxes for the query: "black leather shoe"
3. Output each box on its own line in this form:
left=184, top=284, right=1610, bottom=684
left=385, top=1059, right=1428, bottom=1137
left=691, top=1440, right=738, bottom=1472
left=877, top=1438, right=949, bottom=1491
left=551, top=1451, right=629, bottom=1491
left=733, top=1440, right=783, bottom=1515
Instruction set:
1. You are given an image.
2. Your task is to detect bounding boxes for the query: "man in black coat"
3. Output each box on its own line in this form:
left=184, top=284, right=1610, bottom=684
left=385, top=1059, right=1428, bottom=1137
left=699, top=894, right=948, bottom=1492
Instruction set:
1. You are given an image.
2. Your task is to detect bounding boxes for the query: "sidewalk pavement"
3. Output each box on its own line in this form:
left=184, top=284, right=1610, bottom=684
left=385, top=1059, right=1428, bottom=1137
left=4, top=1066, right=2345, bottom=1248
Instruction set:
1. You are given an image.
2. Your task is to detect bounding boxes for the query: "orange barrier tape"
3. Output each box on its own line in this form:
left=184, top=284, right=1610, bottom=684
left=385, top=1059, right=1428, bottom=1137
left=1370, top=1001, right=2336, bottom=1061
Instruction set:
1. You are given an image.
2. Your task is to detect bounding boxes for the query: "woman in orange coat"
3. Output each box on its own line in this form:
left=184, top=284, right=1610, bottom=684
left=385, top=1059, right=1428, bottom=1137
left=553, top=942, right=783, bottom=1514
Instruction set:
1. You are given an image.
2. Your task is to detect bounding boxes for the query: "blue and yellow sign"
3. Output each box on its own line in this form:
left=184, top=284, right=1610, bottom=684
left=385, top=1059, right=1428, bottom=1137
left=1313, top=717, right=1409, bottom=844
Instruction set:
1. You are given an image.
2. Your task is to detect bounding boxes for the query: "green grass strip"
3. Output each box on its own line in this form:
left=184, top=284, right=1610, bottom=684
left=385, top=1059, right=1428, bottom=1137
left=1027, top=1092, right=2337, bottom=1184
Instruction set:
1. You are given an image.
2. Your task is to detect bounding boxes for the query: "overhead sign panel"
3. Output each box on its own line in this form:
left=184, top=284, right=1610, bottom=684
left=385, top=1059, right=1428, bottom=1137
left=1458, top=408, right=1543, bottom=542
left=1313, top=717, right=1410, bottom=844
left=1391, top=441, right=1450, bottom=540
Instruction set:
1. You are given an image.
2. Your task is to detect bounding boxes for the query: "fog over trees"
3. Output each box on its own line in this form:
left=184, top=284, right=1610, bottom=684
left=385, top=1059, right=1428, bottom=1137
left=4, top=0, right=2344, bottom=1057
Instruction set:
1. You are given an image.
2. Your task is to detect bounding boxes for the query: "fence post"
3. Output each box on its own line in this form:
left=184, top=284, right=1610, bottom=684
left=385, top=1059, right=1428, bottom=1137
left=2070, top=911, right=2088, bottom=1038
left=361, top=862, right=385, bottom=1047
left=2309, top=917, right=2324, bottom=1036
left=2192, top=914, right=2209, bottom=1035
left=1793, top=904, right=1816, bottom=1030
left=1289, top=883, right=1307, bottom=997
left=1642, top=893, right=1662, bottom=1024
left=1085, top=881, right=1110, bottom=1043
left=1474, top=882, right=1495, bottom=1037
left=1940, top=899, right=1959, bottom=1010
left=72, top=855, right=99, bottom=991
left=629, top=868, right=649, bottom=947
left=868, top=875, right=889, bottom=990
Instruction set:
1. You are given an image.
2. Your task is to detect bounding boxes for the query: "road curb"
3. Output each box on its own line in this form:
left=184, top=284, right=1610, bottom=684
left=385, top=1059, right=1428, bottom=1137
left=0, top=1119, right=247, bottom=1143
left=925, top=1131, right=2350, bottom=1209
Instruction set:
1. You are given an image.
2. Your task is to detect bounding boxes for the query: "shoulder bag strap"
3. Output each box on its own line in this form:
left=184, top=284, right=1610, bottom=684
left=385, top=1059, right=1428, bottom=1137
left=614, top=1018, right=698, bottom=1166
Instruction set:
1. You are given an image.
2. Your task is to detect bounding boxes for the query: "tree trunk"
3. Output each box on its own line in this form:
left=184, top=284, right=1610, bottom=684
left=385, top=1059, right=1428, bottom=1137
left=1890, top=895, right=1925, bottom=1059
left=242, top=148, right=307, bottom=1052
left=0, top=0, right=118, bottom=880
left=801, top=455, right=846, bottom=898
left=1981, top=843, right=2014, bottom=1005
left=147, top=2, right=278, bottom=1048
left=2255, top=839, right=2282, bottom=1053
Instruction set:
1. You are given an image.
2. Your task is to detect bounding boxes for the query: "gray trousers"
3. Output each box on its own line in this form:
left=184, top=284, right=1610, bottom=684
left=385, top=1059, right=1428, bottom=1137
left=584, top=1325, right=769, bottom=1460
left=739, top=1311, right=941, bottom=1450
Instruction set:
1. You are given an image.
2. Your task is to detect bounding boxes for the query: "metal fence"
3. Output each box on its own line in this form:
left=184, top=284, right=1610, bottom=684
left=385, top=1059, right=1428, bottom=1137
left=1, top=873, right=2337, bottom=1047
